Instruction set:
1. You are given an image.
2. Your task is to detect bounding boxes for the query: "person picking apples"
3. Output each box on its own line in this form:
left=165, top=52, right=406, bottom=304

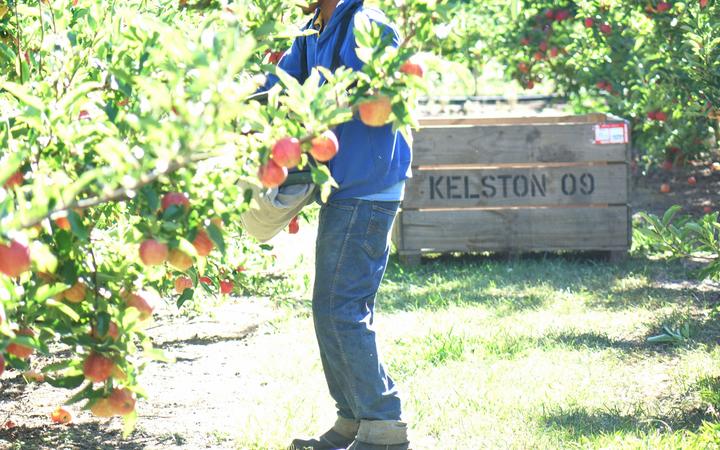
left=257, top=1, right=412, bottom=449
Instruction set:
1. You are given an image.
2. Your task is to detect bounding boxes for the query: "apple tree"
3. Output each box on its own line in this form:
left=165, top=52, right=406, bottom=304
left=0, top=0, right=435, bottom=430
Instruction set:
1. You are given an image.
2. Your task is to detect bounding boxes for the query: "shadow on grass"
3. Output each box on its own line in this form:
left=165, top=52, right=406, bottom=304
left=155, top=324, right=258, bottom=349
left=382, top=251, right=719, bottom=314
left=542, top=404, right=715, bottom=439
left=543, top=330, right=643, bottom=352
left=0, top=422, right=165, bottom=450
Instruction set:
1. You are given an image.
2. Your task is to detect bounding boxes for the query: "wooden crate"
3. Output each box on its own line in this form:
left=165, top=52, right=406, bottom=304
left=393, top=114, right=631, bottom=265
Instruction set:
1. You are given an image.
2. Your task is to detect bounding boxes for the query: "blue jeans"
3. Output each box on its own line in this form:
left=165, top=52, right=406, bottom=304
left=313, top=198, right=402, bottom=422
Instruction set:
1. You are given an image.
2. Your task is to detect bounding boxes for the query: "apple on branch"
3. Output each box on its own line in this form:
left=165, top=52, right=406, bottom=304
left=358, top=96, right=392, bottom=127
left=271, top=137, right=302, bottom=169
left=310, top=130, right=339, bottom=162
left=0, top=240, right=31, bottom=278
left=258, top=159, right=288, bottom=188
left=192, top=229, right=214, bottom=257
left=161, top=192, right=190, bottom=211
left=168, top=249, right=193, bottom=271
left=139, top=239, right=169, bottom=266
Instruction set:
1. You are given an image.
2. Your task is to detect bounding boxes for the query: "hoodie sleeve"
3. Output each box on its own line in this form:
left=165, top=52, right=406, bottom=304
left=340, top=9, right=401, bottom=72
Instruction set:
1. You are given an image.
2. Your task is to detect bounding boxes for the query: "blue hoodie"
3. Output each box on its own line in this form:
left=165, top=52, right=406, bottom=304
left=261, top=0, right=412, bottom=200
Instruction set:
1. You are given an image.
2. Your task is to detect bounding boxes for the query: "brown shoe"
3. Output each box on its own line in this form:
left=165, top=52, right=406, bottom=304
left=289, top=429, right=355, bottom=450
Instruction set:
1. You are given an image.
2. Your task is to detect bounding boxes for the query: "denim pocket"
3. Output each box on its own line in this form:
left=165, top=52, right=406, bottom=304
left=361, top=203, right=399, bottom=260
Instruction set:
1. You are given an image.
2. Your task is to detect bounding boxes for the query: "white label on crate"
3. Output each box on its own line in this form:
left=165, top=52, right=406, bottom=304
left=594, top=123, right=628, bottom=145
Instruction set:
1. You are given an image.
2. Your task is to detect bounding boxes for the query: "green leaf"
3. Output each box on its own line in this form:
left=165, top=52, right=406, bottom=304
left=207, top=223, right=225, bottom=254
left=141, top=185, right=160, bottom=212
left=662, top=205, right=682, bottom=226
left=35, top=283, right=68, bottom=303
left=122, top=410, right=138, bottom=438
left=143, top=347, right=173, bottom=363
left=68, top=210, right=89, bottom=241
left=45, top=298, right=81, bottom=322
left=45, top=374, right=86, bottom=389
left=1, top=81, right=45, bottom=111
left=176, top=288, right=193, bottom=308
left=41, top=360, right=76, bottom=373
left=96, top=312, right=111, bottom=338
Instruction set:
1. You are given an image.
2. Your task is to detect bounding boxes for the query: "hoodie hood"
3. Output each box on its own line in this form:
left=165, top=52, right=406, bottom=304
left=317, top=0, right=363, bottom=42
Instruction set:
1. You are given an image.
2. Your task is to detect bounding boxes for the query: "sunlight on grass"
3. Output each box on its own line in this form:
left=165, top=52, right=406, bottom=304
left=229, top=255, right=720, bottom=449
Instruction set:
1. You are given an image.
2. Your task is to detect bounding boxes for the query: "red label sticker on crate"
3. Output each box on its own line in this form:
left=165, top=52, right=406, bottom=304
left=594, top=123, right=628, bottom=145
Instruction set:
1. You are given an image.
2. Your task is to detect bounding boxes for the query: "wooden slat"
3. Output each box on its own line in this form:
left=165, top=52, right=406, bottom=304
left=397, top=207, right=629, bottom=252
left=413, top=122, right=628, bottom=165
left=404, top=165, right=628, bottom=209
left=418, top=113, right=608, bottom=127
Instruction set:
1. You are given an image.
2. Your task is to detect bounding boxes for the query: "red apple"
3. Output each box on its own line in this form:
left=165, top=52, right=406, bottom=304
left=3, top=170, right=23, bottom=189
left=700, top=0, right=708, bottom=8
left=124, top=291, right=155, bottom=320
left=656, top=2, right=671, bottom=12
left=258, top=160, right=288, bottom=188
left=660, top=183, right=671, bottom=193
left=139, top=239, right=168, bottom=265
left=108, top=388, right=136, bottom=416
left=174, top=276, right=193, bottom=294
left=0, top=240, right=31, bottom=278
left=271, top=137, right=302, bottom=169
left=688, top=176, right=697, bottom=186
left=310, top=130, right=339, bottom=162
left=662, top=160, right=673, bottom=171
left=358, top=96, right=392, bottom=127
left=554, top=9, right=570, bottom=21
left=50, top=407, right=72, bottom=424
left=520, top=37, right=530, bottom=46
left=267, top=50, right=284, bottom=65
left=199, top=276, right=212, bottom=285
left=538, top=41, right=548, bottom=52
left=399, top=60, right=424, bottom=78
left=90, top=398, right=115, bottom=418
left=161, top=192, right=190, bottom=211
left=168, top=249, right=193, bottom=271
left=192, top=229, right=214, bottom=257
left=219, top=280, right=234, bottom=295
left=518, top=62, right=530, bottom=73
left=550, top=47, right=560, bottom=58
left=83, top=352, right=114, bottom=383
left=584, top=18, right=594, bottom=28
left=63, top=281, right=87, bottom=304
left=288, top=216, right=300, bottom=234
left=54, top=216, right=71, bottom=231
left=7, top=328, right=34, bottom=360
left=655, top=111, right=668, bottom=121
left=91, top=321, right=119, bottom=341
left=703, top=206, right=713, bottom=213
left=600, top=23, right=612, bottom=35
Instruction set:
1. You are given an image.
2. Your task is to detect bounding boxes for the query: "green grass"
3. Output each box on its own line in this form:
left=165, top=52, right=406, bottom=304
left=230, top=251, right=720, bottom=449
